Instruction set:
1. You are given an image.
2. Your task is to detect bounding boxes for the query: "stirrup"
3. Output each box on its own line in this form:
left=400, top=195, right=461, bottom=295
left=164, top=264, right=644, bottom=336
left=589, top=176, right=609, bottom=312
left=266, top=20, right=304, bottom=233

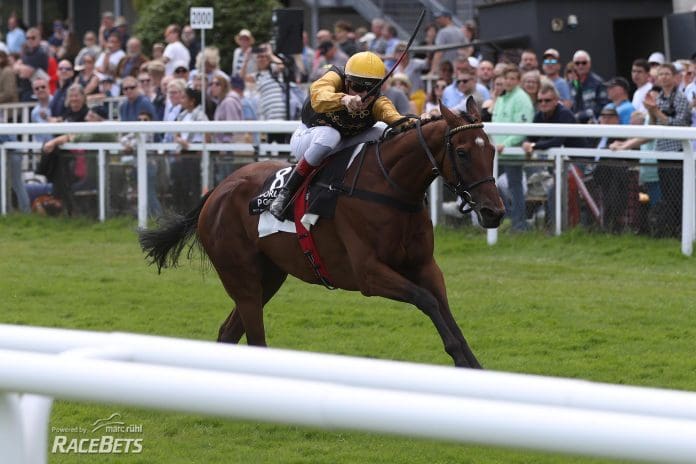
left=269, top=188, right=291, bottom=220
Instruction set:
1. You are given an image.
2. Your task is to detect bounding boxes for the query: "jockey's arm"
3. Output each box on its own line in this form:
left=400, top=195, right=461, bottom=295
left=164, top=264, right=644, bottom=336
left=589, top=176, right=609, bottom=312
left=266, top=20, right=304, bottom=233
left=372, top=96, right=405, bottom=125
left=310, top=70, right=346, bottom=113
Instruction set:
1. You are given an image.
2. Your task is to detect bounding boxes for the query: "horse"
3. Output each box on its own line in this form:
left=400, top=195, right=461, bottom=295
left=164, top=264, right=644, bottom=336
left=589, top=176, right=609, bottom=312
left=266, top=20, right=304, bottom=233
left=139, top=100, right=505, bottom=368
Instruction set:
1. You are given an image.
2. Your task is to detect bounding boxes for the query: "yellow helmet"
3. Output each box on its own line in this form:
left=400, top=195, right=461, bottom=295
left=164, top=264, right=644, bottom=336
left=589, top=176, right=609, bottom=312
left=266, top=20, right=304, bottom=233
left=345, top=52, right=386, bottom=90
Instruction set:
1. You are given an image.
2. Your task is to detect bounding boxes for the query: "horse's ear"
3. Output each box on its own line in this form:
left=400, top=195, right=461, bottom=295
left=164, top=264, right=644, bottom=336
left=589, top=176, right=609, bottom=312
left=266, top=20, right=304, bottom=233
left=465, top=95, right=481, bottom=122
left=438, top=99, right=460, bottom=125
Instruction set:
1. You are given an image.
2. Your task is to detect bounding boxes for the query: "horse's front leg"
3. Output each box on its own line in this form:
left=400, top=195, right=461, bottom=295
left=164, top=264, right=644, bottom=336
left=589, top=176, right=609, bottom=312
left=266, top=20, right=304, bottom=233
left=413, top=259, right=482, bottom=369
left=356, top=259, right=475, bottom=368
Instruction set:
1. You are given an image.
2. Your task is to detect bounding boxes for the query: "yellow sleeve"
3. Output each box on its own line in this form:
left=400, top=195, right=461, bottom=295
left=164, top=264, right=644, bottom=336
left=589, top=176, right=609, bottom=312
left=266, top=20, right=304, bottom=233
left=372, top=96, right=405, bottom=125
left=310, top=70, right=347, bottom=113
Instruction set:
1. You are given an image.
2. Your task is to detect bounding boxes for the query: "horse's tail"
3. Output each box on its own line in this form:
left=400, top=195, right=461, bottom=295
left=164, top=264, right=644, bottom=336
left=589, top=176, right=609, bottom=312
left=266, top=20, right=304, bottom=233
left=138, top=190, right=214, bottom=273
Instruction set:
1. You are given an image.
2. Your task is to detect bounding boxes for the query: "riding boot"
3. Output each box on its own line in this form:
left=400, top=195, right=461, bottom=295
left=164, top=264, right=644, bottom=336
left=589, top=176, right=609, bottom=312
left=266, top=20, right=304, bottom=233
left=269, top=159, right=315, bottom=220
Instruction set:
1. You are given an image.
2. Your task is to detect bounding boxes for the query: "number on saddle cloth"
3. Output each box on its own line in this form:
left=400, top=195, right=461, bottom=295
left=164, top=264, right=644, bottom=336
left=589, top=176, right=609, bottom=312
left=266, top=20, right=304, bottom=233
left=248, top=166, right=293, bottom=215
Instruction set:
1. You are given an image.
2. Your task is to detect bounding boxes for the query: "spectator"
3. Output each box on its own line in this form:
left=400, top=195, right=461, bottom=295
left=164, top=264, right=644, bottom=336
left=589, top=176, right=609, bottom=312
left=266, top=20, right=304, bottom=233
left=181, top=25, right=199, bottom=71
left=75, top=53, right=100, bottom=96
left=49, top=59, right=75, bottom=120
left=647, top=51, right=665, bottom=68
left=481, top=74, right=505, bottom=122
left=452, top=69, right=485, bottom=110
left=48, top=20, right=65, bottom=48
left=189, top=46, right=230, bottom=90
left=6, top=13, right=26, bottom=54
left=442, top=57, right=489, bottom=107
left=644, top=63, right=691, bottom=236
left=415, top=22, right=437, bottom=61
left=604, top=76, right=635, bottom=124
left=147, top=60, right=166, bottom=120
left=213, top=75, right=246, bottom=183
left=172, top=87, right=208, bottom=212
left=30, top=76, right=53, bottom=142
left=208, top=73, right=229, bottom=109
left=119, top=76, right=157, bottom=121
left=569, top=50, right=608, bottom=122
left=98, top=11, right=116, bottom=49
left=162, top=77, right=185, bottom=143
left=162, top=24, right=190, bottom=76
left=151, top=42, right=165, bottom=61
left=430, top=10, right=466, bottom=76
left=74, top=30, right=101, bottom=68
left=311, top=41, right=348, bottom=81
left=383, top=74, right=413, bottom=114
left=137, top=70, right=155, bottom=102
left=541, top=48, right=571, bottom=107
left=297, top=31, right=314, bottom=82
left=116, top=37, right=148, bottom=80
left=369, top=18, right=387, bottom=55
left=334, top=20, right=358, bottom=57
left=114, top=17, right=130, bottom=51
left=492, top=65, right=535, bottom=232
left=519, top=49, right=539, bottom=72
left=438, top=60, right=453, bottom=85
left=477, top=59, right=494, bottom=89
left=593, top=104, right=630, bottom=233
left=393, top=40, right=426, bottom=94
left=57, top=31, right=80, bottom=63
left=0, top=48, right=29, bottom=213
left=521, top=70, right=541, bottom=108
left=630, top=58, right=652, bottom=113
left=62, top=83, right=89, bottom=122
left=95, top=31, right=125, bottom=79
left=171, top=60, right=189, bottom=82
left=425, top=78, right=448, bottom=116
left=254, top=49, right=286, bottom=137
left=231, top=28, right=256, bottom=78
left=19, top=27, right=48, bottom=72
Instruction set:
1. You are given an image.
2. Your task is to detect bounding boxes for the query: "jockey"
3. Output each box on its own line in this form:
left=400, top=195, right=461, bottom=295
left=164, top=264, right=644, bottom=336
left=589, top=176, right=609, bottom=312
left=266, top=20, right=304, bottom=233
left=269, top=51, right=412, bottom=220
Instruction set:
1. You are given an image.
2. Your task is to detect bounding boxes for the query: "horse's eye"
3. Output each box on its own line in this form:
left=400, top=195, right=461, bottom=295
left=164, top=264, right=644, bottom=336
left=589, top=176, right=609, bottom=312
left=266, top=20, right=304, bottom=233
left=456, top=149, right=469, bottom=159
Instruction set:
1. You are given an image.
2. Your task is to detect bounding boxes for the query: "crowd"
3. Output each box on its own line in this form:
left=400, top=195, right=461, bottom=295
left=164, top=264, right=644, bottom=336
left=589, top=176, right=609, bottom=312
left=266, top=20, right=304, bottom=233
left=0, top=9, right=693, bottom=237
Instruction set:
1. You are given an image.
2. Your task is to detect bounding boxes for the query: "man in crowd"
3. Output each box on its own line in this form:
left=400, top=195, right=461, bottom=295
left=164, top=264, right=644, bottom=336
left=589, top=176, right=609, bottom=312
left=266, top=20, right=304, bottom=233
left=569, top=49, right=608, bottom=122
left=519, top=49, right=539, bottom=72
left=477, top=60, right=495, bottom=90
left=95, top=31, right=125, bottom=79
left=541, top=48, right=571, bottom=107
left=162, top=24, right=190, bottom=76
left=334, top=20, right=358, bottom=57
left=116, top=37, right=148, bottom=80
left=493, top=65, right=535, bottom=232
left=49, top=59, right=75, bottom=120
left=604, top=76, right=635, bottom=124
left=6, top=13, right=26, bottom=54
left=630, top=58, right=652, bottom=113
left=430, top=10, right=466, bottom=75
left=118, top=76, right=157, bottom=121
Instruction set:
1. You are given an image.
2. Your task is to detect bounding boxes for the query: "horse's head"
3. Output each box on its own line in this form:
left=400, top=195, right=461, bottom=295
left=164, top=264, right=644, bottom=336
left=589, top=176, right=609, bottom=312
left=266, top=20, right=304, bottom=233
left=438, top=99, right=505, bottom=228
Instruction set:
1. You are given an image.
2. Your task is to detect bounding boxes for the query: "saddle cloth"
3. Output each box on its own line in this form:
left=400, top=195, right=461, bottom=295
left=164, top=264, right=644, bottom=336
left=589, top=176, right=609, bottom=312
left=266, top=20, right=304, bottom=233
left=253, top=143, right=366, bottom=238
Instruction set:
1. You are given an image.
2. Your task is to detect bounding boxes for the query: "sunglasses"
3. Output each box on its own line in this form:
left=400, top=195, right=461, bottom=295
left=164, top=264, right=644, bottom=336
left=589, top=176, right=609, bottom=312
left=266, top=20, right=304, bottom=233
left=543, top=59, right=558, bottom=65
left=139, top=78, right=150, bottom=83
left=574, top=60, right=588, bottom=65
left=349, top=82, right=372, bottom=93
left=174, top=68, right=187, bottom=73
left=457, top=78, right=471, bottom=84
left=58, top=67, right=73, bottom=71
left=435, top=84, right=447, bottom=90
left=33, top=85, right=46, bottom=91
left=210, top=81, right=223, bottom=86
left=122, top=86, right=136, bottom=91
left=537, top=98, right=554, bottom=103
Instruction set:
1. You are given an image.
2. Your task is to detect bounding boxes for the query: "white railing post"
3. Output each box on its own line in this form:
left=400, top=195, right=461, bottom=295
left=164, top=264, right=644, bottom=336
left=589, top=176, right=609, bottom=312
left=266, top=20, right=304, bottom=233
left=681, top=141, right=694, bottom=256
left=202, top=145, right=210, bottom=194
left=555, top=153, right=562, bottom=236
left=487, top=152, right=499, bottom=245
left=429, top=178, right=440, bottom=226
left=136, top=133, right=148, bottom=229
left=1, top=146, right=6, bottom=216
left=97, top=149, right=106, bottom=222
left=0, top=393, right=26, bottom=464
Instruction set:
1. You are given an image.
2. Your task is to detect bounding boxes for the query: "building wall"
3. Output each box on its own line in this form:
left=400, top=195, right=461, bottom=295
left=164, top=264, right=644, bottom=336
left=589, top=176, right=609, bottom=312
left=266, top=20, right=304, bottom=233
left=478, top=0, right=673, bottom=78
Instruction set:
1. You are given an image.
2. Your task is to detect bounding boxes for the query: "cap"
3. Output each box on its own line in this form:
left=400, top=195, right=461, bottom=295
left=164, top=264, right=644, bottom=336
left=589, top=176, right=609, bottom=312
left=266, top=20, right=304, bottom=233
left=467, top=56, right=480, bottom=68
left=543, top=48, right=560, bottom=59
left=358, top=32, right=375, bottom=44
left=172, top=60, right=189, bottom=71
left=600, top=103, right=618, bottom=116
left=235, top=29, right=255, bottom=45
left=115, top=17, right=128, bottom=27
left=673, top=61, right=685, bottom=73
left=391, top=72, right=411, bottom=88
left=604, top=76, right=630, bottom=93
left=88, top=105, right=108, bottom=120
left=648, top=52, right=665, bottom=65
left=99, top=74, right=114, bottom=83
left=434, top=9, right=453, bottom=18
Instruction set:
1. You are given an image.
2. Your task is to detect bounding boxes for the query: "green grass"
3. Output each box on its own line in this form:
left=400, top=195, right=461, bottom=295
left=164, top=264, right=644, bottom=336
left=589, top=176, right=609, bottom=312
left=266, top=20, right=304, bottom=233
left=1, top=214, right=695, bottom=463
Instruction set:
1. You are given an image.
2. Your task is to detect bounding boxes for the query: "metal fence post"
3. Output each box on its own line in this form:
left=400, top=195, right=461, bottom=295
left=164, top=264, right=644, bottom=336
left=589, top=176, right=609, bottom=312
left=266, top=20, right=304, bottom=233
left=0, top=393, right=27, bottom=463
left=98, top=149, right=106, bottom=222
left=681, top=141, right=694, bottom=256
left=136, top=133, right=148, bottom=229
left=1, top=146, right=6, bottom=216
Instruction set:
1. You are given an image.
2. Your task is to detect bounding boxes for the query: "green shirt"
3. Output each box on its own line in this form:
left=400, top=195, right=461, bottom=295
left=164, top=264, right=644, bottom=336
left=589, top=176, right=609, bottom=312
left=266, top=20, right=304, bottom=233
left=491, top=86, right=535, bottom=159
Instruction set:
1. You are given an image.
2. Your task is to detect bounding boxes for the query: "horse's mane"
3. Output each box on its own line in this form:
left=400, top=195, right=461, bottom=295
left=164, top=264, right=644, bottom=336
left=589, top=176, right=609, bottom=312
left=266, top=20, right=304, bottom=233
left=382, top=112, right=478, bottom=142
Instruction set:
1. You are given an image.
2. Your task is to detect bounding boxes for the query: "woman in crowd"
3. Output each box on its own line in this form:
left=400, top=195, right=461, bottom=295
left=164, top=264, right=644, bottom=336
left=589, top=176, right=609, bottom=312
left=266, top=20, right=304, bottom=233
left=481, top=73, right=505, bottom=122
left=424, top=78, right=448, bottom=116
left=521, top=70, right=541, bottom=109
left=76, top=52, right=100, bottom=96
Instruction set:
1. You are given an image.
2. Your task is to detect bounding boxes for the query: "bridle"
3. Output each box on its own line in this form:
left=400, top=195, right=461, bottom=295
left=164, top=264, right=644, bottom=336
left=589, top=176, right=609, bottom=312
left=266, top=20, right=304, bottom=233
left=377, top=118, right=496, bottom=214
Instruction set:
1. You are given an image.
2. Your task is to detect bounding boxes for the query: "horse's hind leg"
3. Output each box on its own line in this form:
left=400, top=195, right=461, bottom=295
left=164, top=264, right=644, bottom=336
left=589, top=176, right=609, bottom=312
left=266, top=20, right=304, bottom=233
left=216, top=259, right=287, bottom=345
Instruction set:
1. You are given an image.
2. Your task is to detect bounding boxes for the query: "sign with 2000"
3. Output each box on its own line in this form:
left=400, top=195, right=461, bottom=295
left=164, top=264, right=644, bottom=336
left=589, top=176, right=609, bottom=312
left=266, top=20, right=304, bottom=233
left=190, top=7, right=214, bottom=29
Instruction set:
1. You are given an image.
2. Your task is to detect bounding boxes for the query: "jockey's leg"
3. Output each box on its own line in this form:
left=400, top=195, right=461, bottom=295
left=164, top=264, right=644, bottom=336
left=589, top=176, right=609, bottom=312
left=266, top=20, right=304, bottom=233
left=269, top=126, right=340, bottom=220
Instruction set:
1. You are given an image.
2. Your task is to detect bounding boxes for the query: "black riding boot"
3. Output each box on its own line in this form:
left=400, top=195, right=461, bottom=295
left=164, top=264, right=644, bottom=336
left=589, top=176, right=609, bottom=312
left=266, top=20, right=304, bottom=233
left=269, top=166, right=307, bottom=220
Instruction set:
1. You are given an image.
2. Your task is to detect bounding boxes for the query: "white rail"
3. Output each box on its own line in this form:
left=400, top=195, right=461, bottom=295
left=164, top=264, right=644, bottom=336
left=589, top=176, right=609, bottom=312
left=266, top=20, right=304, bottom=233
left=1, top=324, right=696, bottom=464
left=0, top=121, right=694, bottom=254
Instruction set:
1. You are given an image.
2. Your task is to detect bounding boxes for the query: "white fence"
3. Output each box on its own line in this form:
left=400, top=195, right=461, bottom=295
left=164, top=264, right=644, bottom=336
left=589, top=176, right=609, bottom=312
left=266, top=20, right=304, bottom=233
left=0, top=121, right=694, bottom=255
left=1, top=324, right=696, bottom=464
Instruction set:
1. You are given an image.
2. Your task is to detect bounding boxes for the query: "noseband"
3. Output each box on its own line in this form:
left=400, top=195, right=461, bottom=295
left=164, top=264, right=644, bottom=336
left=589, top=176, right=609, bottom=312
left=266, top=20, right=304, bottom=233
left=415, top=120, right=496, bottom=214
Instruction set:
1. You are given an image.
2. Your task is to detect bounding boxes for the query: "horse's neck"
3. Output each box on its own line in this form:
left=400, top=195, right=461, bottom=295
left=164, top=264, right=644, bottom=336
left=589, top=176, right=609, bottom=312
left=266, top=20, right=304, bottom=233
left=381, top=122, right=447, bottom=197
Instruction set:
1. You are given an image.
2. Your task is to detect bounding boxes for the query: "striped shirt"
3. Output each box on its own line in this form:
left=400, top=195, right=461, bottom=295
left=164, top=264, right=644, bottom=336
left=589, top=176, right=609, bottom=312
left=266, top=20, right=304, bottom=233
left=256, top=70, right=286, bottom=120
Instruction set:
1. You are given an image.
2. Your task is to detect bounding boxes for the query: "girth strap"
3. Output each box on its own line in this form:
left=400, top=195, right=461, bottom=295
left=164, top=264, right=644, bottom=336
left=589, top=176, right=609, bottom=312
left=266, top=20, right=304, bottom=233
left=315, top=182, right=424, bottom=213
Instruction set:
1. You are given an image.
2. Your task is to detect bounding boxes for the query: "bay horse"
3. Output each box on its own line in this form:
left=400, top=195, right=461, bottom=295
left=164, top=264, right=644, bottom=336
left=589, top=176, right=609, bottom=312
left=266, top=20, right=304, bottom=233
left=139, top=100, right=505, bottom=368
